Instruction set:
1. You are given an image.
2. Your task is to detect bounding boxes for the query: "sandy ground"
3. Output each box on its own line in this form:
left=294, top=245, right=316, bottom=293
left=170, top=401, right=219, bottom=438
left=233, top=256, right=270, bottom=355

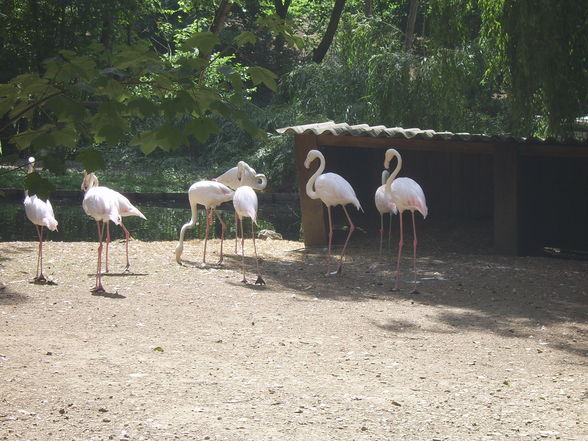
left=1, top=226, right=587, bottom=441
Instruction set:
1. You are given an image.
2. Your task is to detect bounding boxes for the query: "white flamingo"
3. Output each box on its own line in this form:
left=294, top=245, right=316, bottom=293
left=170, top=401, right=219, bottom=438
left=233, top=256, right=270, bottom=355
left=23, top=157, right=58, bottom=283
left=175, top=180, right=234, bottom=265
left=304, top=149, right=362, bottom=275
left=375, top=169, right=398, bottom=260
left=81, top=172, right=146, bottom=292
left=232, top=162, right=265, bottom=285
left=214, top=161, right=267, bottom=253
left=384, top=149, right=428, bottom=293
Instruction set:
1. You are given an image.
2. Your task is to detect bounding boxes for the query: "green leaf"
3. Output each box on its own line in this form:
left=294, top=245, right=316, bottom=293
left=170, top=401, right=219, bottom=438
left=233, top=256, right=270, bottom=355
left=76, top=149, right=105, bottom=173
left=248, top=66, right=278, bottom=91
left=51, top=125, right=78, bottom=148
left=180, top=31, right=220, bottom=54
left=131, top=130, right=160, bottom=155
left=24, top=172, right=55, bottom=200
left=152, top=347, right=164, bottom=352
left=235, top=31, right=257, bottom=47
left=128, top=97, right=158, bottom=118
left=43, top=155, right=67, bottom=175
left=185, top=117, right=219, bottom=144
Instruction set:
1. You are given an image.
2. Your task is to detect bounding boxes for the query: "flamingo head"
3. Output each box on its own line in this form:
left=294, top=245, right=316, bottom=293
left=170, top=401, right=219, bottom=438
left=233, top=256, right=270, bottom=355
left=384, top=148, right=400, bottom=169
left=304, top=149, right=321, bottom=169
left=81, top=171, right=99, bottom=192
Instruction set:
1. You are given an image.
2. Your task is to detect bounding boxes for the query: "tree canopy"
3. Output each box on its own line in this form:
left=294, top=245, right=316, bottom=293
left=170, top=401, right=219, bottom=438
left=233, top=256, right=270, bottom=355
left=1, top=0, right=586, bottom=195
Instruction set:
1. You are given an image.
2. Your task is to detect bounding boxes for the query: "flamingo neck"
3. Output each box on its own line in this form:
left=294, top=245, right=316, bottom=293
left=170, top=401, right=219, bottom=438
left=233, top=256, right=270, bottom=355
left=305, top=152, right=325, bottom=200
left=385, top=151, right=402, bottom=197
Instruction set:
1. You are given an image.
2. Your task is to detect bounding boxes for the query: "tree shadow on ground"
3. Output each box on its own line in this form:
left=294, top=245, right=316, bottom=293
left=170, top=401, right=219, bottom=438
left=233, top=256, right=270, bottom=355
left=226, top=218, right=588, bottom=358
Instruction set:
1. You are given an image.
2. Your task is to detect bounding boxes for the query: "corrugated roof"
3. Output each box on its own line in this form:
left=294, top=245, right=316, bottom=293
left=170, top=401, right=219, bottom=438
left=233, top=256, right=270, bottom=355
left=276, top=121, right=586, bottom=144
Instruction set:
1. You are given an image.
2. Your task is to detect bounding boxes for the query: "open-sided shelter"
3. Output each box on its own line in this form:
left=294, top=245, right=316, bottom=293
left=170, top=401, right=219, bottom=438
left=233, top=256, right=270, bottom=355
left=277, top=121, right=588, bottom=256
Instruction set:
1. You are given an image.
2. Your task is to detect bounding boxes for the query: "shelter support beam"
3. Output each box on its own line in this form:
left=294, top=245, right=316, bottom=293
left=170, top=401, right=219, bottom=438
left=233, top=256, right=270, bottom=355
left=494, top=145, right=519, bottom=254
left=295, top=134, right=327, bottom=246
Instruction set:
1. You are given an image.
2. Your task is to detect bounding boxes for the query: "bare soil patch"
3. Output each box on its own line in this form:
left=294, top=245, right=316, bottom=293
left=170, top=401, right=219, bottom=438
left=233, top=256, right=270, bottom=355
left=1, top=225, right=587, bottom=441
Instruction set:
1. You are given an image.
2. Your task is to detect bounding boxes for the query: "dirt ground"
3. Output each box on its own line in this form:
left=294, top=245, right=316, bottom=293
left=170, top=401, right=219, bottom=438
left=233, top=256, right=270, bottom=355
left=1, top=223, right=587, bottom=441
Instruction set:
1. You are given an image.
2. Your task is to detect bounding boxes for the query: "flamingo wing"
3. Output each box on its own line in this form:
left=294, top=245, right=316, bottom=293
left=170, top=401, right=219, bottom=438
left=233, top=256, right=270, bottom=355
left=316, top=173, right=362, bottom=210
left=233, top=186, right=258, bottom=223
left=390, top=177, right=428, bottom=218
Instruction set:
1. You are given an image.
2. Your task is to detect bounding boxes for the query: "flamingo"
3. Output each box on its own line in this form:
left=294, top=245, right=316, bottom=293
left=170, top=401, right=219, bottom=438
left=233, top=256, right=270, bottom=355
left=384, top=148, right=428, bottom=293
left=374, top=169, right=398, bottom=260
left=81, top=172, right=146, bottom=292
left=214, top=161, right=267, bottom=253
left=23, top=157, right=58, bottom=283
left=175, top=180, right=234, bottom=265
left=304, top=149, right=362, bottom=275
left=232, top=162, right=265, bottom=285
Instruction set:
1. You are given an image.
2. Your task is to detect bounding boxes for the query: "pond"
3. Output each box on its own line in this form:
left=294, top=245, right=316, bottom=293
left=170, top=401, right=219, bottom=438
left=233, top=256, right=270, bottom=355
left=0, top=194, right=302, bottom=243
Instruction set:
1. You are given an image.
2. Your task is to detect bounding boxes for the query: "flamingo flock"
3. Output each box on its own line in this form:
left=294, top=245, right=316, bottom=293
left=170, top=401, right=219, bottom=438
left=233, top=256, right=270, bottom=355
left=21, top=148, right=427, bottom=293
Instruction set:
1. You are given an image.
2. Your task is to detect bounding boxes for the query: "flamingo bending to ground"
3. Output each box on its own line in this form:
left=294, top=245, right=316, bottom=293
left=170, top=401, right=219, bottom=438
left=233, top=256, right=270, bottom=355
left=304, top=149, right=362, bottom=275
left=215, top=161, right=267, bottom=254
left=82, top=172, right=146, bottom=292
left=384, top=149, right=428, bottom=293
left=24, top=157, right=58, bottom=282
left=233, top=162, right=265, bottom=285
left=374, top=169, right=397, bottom=260
left=176, top=180, right=234, bottom=265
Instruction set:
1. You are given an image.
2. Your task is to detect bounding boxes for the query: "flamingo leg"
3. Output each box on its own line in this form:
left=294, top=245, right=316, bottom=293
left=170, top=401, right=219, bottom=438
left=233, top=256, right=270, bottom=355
left=378, top=213, right=384, bottom=261
left=202, top=208, right=212, bottom=265
left=92, top=221, right=106, bottom=292
left=104, top=221, right=111, bottom=273
left=234, top=212, right=239, bottom=254
left=214, top=209, right=226, bottom=265
left=392, top=211, right=404, bottom=291
left=335, top=205, right=356, bottom=275
left=387, top=212, right=393, bottom=254
left=34, top=225, right=47, bottom=282
left=410, top=211, right=419, bottom=294
left=120, top=221, right=131, bottom=272
left=240, top=217, right=247, bottom=283
left=251, top=220, right=265, bottom=285
left=326, top=206, right=334, bottom=276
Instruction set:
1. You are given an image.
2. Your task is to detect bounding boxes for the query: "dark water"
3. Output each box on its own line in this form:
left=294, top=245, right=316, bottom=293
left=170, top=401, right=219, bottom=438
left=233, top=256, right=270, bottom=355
left=0, top=200, right=302, bottom=242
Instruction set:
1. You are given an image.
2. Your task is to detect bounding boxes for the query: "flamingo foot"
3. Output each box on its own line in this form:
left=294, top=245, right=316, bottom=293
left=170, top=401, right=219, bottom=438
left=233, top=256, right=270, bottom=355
left=254, top=275, right=265, bottom=285
left=123, top=264, right=130, bottom=273
left=216, top=257, right=224, bottom=266
left=389, top=287, right=400, bottom=292
left=241, top=277, right=248, bottom=284
left=34, top=274, right=47, bottom=283
left=91, top=284, right=106, bottom=293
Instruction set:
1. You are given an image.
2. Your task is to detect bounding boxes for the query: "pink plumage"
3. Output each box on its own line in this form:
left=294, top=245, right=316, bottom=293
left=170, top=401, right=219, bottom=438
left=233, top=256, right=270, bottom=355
left=24, top=157, right=58, bottom=282
left=384, top=149, right=428, bottom=293
left=232, top=162, right=265, bottom=285
left=304, top=149, right=361, bottom=275
left=176, top=180, right=234, bottom=265
left=81, top=172, right=146, bottom=292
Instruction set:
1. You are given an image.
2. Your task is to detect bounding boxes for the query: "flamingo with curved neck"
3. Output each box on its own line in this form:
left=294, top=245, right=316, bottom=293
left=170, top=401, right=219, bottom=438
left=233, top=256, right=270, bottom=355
left=304, top=149, right=362, bottom=275
left=384, top=148, right=428, bottom=293
left=375, top=169, right=397, bottom=260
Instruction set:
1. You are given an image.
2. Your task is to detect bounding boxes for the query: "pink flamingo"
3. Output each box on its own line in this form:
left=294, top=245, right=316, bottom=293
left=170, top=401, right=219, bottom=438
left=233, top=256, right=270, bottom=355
left=175, top=180, right=234, bottom=266
left=232, top=162, right=265, bottom=285
left=304, top=149, right=362, bottom=275
left=215, top=161, right=267, bottom=254
left=384, top=149, right=428, bottom=293
left=374, top=169, right=397, bottom=260
left=82, top=172, right=146, bottom=292
left=24, top=157, right=58, bottom=283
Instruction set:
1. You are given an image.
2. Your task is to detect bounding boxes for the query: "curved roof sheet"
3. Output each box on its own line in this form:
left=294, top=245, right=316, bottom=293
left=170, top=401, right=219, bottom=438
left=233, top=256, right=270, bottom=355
left=276, top=121, right=587, bottom=145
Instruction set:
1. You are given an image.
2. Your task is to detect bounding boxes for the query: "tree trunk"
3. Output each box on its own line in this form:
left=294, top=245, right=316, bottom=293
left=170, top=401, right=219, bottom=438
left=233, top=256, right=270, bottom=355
left=210, top=0, right=233, bottom=36
left=198, top=0, right=233, bottom=81
left=404, top=0, right=419, bottom=51
left=312, top=0, right=346, bottom=63
left=364, top=0, right=372, bottom=17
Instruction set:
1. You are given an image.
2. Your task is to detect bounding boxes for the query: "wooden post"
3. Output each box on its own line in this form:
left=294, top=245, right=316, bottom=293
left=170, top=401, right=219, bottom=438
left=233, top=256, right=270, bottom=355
left=294, top=134, right=327, bottom=246
left=494, top=144, right=519, bottom=254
